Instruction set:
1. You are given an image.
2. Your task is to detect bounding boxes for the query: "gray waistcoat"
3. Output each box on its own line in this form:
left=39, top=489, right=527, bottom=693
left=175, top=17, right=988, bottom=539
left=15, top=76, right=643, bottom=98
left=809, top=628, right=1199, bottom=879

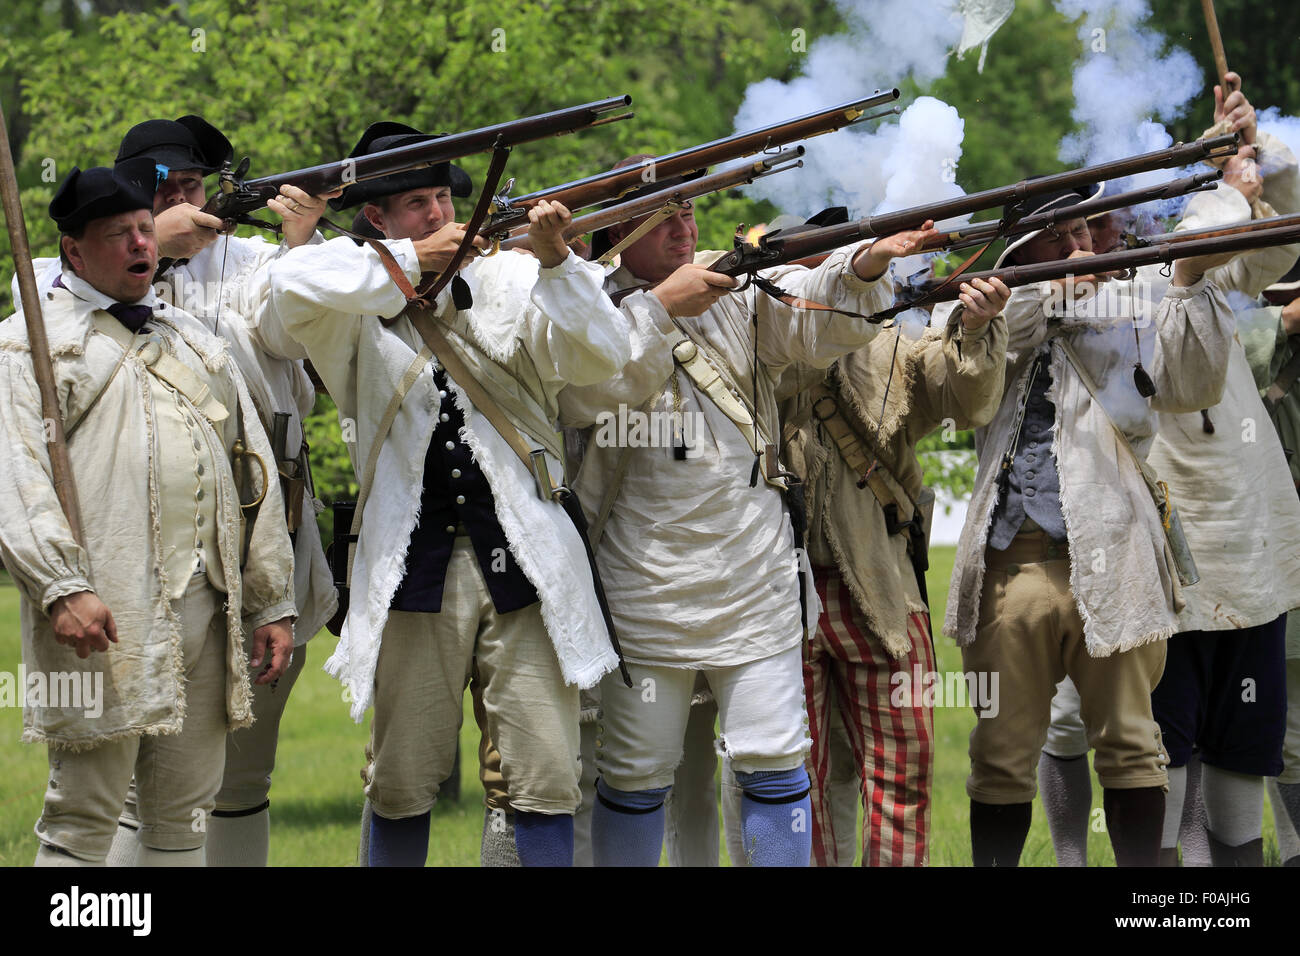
left=988, top=353, right=1066, bottom=548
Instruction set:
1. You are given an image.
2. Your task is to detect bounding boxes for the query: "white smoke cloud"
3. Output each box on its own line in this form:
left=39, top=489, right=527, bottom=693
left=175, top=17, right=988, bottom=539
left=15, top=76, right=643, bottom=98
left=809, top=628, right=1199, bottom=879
left=731, top=0, right=1221, bottom=247
left=1054, top=0, right=1202, bottom=194
left=731, top=0, right=967, bottom=219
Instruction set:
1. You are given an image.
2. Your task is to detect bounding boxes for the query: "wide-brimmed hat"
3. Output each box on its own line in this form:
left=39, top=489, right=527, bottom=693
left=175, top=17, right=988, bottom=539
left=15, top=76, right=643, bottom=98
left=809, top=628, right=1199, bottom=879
left=330, top=122, right=473, bottom=211
left=50, top=157, right=159, bottom=233
left=115, top=115, right=232, bottom=176
left=994, top=181, right=1105, bottom=269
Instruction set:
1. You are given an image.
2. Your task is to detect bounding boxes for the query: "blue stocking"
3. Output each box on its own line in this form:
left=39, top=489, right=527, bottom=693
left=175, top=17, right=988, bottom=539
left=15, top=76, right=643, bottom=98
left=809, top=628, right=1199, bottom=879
left=513, top=811, right=574, bottom=867
left=591, top=779, right=671, bottom=867
left=735, top=767, right=812, bottom=867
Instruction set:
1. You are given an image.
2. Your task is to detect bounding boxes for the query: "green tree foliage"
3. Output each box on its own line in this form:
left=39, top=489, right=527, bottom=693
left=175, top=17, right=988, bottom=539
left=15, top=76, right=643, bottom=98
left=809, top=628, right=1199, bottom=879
left=2, top=0, right=848, bottom=510
left=2, top=0, right=843, bottom=300
left=1148, top=0, right=1300, bottom=144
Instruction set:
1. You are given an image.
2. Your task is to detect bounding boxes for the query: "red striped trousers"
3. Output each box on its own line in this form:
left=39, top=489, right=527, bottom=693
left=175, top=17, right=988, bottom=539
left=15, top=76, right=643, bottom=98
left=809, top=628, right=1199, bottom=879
left=804, top=565, right=935, bottom=866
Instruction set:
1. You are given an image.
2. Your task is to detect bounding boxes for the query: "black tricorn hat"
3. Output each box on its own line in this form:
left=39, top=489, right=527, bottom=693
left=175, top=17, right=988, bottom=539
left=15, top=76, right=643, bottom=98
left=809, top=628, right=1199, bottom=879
left=49, top=157, right=158, bottom=233
left=115, top=115, right=233, bottom=176
left=588, top=155, right=706, bottom=259
left=330, top=121, right=474, bottom=211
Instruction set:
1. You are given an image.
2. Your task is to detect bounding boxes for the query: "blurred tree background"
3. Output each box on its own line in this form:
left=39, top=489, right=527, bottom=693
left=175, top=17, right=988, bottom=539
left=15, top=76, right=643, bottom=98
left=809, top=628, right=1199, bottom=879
left=1, top=0, right=1296, bottom=520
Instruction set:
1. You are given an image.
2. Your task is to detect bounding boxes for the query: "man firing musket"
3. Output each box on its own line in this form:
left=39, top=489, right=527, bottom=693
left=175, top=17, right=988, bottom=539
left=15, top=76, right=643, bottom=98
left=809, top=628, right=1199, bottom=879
left=260, top=117, right=645, bottom=867
left=556, top=147, right=946, bottom=867
left=931, top=127, right=1271, bottom=864
left=777, top=208, right=1011, bottom=867
left=1029, top=70, right=1300, bottom=870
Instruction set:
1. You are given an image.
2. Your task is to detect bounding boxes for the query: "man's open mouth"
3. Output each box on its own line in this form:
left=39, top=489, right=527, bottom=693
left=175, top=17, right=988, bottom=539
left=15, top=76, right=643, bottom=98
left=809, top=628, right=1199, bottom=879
left=127, top=262, right=152, bottom=276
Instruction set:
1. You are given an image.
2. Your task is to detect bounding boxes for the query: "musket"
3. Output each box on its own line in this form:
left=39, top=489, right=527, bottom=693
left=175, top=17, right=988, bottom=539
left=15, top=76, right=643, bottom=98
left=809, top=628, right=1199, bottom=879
left=878, top=216, right=1300, bottom=321
left=786, top=170, right=1225, bottom=269
left=208, top=95, right=633, bottom=225
left=155, top=95, right=634, bottom=275
left=1121, top=210, right=1300, bottom=249
left=479, top=91, right=901, bottom=242
left=498, top=147, right=806, bottom=253
left=0, top=101, right=85, bottom=547
left=917, top=170, right=1224, bottom=254
left=704, top=134, right=1240, bottom=279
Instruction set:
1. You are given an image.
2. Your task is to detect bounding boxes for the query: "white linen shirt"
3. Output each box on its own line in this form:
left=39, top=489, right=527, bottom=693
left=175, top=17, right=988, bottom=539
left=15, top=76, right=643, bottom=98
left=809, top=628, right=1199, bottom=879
left=1145, top=132, right=1300, bottom=633
left=561, top=245, right=893, bottom=668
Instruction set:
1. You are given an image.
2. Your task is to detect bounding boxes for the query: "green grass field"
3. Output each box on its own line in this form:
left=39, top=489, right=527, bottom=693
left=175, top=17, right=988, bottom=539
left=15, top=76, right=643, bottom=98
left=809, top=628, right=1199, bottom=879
left=0, top=556, right=1285, bottom=866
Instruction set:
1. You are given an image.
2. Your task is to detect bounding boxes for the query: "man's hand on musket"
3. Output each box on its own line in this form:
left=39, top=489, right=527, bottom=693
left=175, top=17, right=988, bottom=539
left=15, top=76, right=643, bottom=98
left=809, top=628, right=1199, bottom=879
left=268, top=184, right=344, bottom=249
left=154, top=202, right=226, bottom=259
left=49, top=591, right=118, bottom=659
left=957, top=276, right=1012, bottom=330
left=1215, top=71, right=1257, bottom=147
left=650, top=263, right=738, bottom=319
left=413, top=222, right=489, bottom=273
left=249, top=617, right=295, bottom=684
left=852, top=221, right=942, bottom=281
left=527, top=199, right=575, bottom=268
left=1050, top=249, right=1126, bottom=302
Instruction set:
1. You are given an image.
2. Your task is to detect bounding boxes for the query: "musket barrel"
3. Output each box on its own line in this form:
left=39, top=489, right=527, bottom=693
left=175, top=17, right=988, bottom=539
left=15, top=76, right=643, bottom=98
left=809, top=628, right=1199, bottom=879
left=211, top=95, right=634, bottom=218
left=853, top=135, right=1239, bottom=241
left=897, top=219, right=1300, bottom=310
left=1132, top=210, right=1300, bottom=247
left=498, top=147, right=805, bottom=252
left=920, top=170, right=1224, bottom=253
left=483, top=90, right=900, bottom=238
left=709, top=135, right=1240, bottom=277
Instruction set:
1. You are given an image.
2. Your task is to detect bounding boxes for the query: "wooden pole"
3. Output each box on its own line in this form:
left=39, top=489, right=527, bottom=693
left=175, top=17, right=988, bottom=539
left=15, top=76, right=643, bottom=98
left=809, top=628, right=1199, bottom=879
left=0, top=101, right=86, bottom=547
left=1201, top=0, right=1232, bottom=89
